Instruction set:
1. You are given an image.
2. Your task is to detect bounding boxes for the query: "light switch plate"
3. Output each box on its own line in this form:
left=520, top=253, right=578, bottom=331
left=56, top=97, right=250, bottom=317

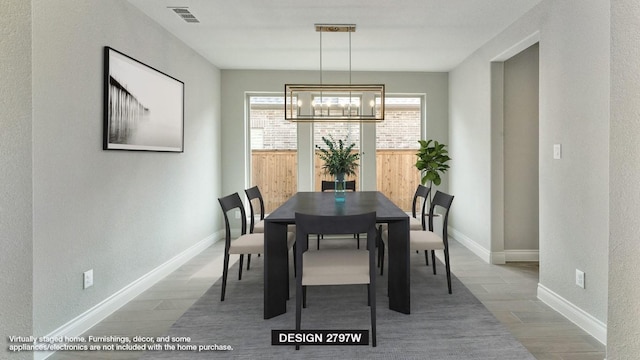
left=84, top=269, right=94, bottom=289
left=553, top=144, right=562, bottom=159
left=575, top=269, right=585, bottom=289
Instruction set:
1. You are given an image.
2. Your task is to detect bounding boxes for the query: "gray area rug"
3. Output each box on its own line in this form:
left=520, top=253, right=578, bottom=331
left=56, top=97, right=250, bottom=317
left=142, top=245, right=535, bottom=359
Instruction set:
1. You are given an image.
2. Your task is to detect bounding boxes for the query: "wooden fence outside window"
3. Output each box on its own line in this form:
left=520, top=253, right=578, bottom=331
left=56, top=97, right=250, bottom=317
left=251, top=149, right=421, bottom=213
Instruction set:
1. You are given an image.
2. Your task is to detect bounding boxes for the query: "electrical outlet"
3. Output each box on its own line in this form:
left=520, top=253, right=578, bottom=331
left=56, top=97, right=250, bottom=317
left=575, top=269, right=585, bottom=289
left=84, top=269, right=94, bottom=289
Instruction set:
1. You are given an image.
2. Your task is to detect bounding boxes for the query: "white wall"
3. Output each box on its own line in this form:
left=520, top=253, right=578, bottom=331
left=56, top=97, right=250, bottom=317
left=31, top=0, right=221, bottom=336
left=449, top=5, right=544, bottom=261
left=503, top=44, right=539, bottom=253
left=450, top=0, right=609, bottom=341
left=609, top=0, right=640, bottom=357
left=0, top=1, right=33, bottom=358
left=537, top=0, right=609, bottom=327
left=221, top=70, right=449, bottom=198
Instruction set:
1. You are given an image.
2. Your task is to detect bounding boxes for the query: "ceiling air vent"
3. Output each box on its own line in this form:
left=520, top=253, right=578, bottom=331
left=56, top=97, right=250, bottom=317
left=168, top=7, right=200, bottom=23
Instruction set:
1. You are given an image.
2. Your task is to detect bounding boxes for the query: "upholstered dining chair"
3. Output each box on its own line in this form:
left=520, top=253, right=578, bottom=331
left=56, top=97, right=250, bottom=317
left=294, top=211, right=378, bottom=349
left=410, top=184, right=432, bottom=264
left=411, top=190, right=454, bottom=293
left=380, top=190, right=454, bottom=293
left=243, top=185, right=265, bottom=271
left=378, top=184, right=431, bottom=275
left=319, top=180, right=359, bottom=249
left=218, top=192, right=295, bottom=301
left=245, top=186, right=298, bottom=254
left=244, top=186, right=265, bottom=234
left=410, top=184, right=431, bottom=231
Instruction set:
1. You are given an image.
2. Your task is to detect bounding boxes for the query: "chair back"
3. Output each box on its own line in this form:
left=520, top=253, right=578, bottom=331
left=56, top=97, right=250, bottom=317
left=294, top=211, right=378, bottom=277
left=321, top=180, right=356, bottom=192
left=428, top=190, right=454, bottom=240
left=244, top=186, right=265, bottom=233
left=411, top=185, right=431, bottom=230
left=218, top=193, right=248, bottom=249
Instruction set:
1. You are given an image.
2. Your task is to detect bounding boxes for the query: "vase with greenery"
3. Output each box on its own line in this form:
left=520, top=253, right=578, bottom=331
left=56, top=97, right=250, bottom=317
left=316, top=135, right=359, bottom=201
left=415, top=139, right=451, bottom=205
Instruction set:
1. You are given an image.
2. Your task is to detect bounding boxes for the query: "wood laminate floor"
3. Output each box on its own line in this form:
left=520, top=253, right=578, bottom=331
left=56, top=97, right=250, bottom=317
left=48, top=239, right=606, bottom=360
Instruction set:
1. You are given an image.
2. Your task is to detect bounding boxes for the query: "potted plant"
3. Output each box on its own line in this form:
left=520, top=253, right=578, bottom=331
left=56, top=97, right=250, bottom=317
left=415, top=139, right=451, bottom=205
left=316, top=135, right=359, bottom=201
left=316, top=135, right=360, bottom=178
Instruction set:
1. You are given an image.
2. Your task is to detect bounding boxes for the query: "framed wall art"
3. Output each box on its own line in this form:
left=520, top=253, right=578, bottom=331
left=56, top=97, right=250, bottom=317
left=103, top=46, right=184, bottom=152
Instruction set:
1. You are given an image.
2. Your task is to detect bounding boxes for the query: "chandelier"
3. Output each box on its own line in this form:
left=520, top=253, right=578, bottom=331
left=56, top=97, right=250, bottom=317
left=284, top=24, right=385, bottom=122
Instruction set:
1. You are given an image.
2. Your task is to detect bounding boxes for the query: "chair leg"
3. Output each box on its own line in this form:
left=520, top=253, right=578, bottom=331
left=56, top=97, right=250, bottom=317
left=238, top=254, right=244, bottom=280
left=370, top=281, right=377, bottom=347
left=317, top=234, right=321, bottom=250
left=247, top=254, right=251, bottom=270
left=376, top=226, right=385, bottom=275
left=381, top=246, right=385, bottom=276
left=424, top=250, right=429, bottom=266
left=303, top=286, right=307, bottom=308
left=285, top=250, right=290, bottom=300
left=293, top=244, right=297, bottom=278
left=380, top=241, right=385, bottom=276
left=221, top=253, right=230, bottom=301
left=367, top=284, right=370, bottom=306
left=431, top=250, right=437, bottom=275
left=296, top=284, right=302, bottom=351
left=444, top=248, right=452, bottom=294
left=357, top=233, right=360, bottom=249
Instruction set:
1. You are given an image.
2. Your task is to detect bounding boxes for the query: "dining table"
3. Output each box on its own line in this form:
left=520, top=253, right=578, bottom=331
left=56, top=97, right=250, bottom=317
left=263, top=191, right=410, bottom=319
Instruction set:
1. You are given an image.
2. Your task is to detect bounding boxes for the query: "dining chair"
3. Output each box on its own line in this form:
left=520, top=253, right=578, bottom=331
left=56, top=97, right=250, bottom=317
left=243, top=185, right=265, bottom=271
left=320, top=180, right=357, bottom=192
left=378, top=184, right=431, bottom=274
left=294, top=211, right=378, bottom=349
left=319, top=180, right=359, bottom=249
left=411, top=184, right=431, bottom=264
left=244, top=186, right=265, bottom=234
left=410, top=184, right=431, bottom=231
left=245, top=184, right=297, bottom=236
left=382, top=190, right=454, bottom=293
left=218, top=192, right=295, bottom=301
left=380, top=190, right=454, bottom=293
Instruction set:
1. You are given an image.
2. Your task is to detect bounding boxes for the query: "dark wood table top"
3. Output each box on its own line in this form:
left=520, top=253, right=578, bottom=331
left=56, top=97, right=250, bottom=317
left=266, top=191, right=408, bottom=223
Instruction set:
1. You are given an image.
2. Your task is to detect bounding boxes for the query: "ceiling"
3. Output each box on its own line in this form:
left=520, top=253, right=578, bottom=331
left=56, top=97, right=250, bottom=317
left=127, top=0, right=541, bottom=72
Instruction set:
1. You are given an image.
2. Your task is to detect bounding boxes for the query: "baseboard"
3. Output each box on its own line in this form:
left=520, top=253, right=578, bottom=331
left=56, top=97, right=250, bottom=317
left=537, top=283, right=607, bottom=345
left=448, top=227, right=492, bottom=263
left=504, top=249, right=539, bottom=262
left=35, top=231, right=223, bottom=360
left=448, top=228, right=539, bottom=264
left=491, top=251, right=506, bottom=265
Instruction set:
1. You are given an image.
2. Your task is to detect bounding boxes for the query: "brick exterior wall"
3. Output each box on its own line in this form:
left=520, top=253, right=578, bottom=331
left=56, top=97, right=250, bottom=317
left=250, top=104, right=421, bottom=150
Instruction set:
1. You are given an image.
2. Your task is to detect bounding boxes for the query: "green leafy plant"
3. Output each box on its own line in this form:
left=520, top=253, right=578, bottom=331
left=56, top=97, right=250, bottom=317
left=315, top=135, right=360, bottom=177
left=415, top=139, right=451, bottom=188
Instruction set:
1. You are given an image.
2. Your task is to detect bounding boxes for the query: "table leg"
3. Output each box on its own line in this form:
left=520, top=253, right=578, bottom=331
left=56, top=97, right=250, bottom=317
left=387, top=219, right=410, bottom=314
left=264, top=221, right=289, bottom=319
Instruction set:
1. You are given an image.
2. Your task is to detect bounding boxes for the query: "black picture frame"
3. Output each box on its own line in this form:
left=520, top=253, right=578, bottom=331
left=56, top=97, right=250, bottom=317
left=103, top=47, right=184, bottom=152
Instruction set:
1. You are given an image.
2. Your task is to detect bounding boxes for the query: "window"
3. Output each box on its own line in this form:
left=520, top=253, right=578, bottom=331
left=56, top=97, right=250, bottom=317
left=376, top=96, right=423, bottom=211
left=248, top=96, right=297, bottom=212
